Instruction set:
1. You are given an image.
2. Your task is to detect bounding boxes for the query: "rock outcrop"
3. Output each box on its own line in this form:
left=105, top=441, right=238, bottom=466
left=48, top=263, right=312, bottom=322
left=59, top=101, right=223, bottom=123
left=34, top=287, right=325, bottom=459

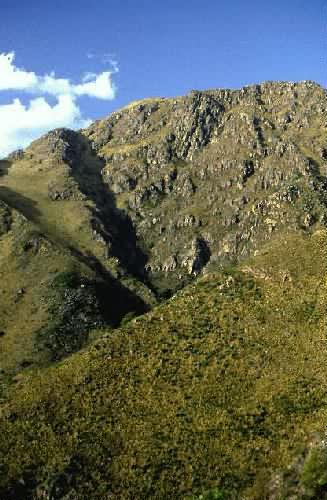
left=83, top=81, right=327, bottom=293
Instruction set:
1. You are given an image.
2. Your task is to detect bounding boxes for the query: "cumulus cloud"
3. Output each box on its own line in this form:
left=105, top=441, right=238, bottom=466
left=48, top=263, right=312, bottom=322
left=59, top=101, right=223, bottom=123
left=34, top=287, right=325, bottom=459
left=0, top=52, right=118, bottom=157
left=0, top=95, right=91, bottom=158
left=0, top=52, right=117, bottom=99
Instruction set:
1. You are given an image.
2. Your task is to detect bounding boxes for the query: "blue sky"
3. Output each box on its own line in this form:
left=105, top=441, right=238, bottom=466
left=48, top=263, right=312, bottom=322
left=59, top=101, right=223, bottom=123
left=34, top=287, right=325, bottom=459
left=0, top=0, right=325, bottom=155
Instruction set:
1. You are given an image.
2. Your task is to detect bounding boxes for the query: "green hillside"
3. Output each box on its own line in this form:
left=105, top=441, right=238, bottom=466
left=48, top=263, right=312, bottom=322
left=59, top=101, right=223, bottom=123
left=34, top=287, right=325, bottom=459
left=2, top=230, right=327, bottom=498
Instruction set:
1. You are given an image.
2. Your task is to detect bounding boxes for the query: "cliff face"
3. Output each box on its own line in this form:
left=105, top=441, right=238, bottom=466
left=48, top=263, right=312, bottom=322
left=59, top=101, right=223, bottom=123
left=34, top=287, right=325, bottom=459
left=84, top=81, right=327, bottom=293
left=8, top=82, right=327, bottom=284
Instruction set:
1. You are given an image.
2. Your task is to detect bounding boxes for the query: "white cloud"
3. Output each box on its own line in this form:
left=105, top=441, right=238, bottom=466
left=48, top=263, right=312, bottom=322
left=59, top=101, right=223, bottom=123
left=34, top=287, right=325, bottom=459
left=74, top=72, right=116, bottom=100
left=0, top=53, right=38, bottom=92
left=0, top=95, right=91, bottom=158
left=0, top=52, right=117, bottom=99
left=0, top=52, right=118, bottom=157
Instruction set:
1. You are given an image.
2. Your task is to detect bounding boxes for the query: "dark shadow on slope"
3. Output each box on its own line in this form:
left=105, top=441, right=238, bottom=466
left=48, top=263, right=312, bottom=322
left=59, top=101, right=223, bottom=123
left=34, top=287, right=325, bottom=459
left=0, top=183, right=148, bottom=329
left=0, top=186, right=42, bottom=222
left=0, top=473, right=37, bottom=500
left=36, top=262, right=149, bottom=363
left=0, top=160, right=12, bottom=178
left=303, top=157, right=327, bottom=207
left=66, top=132, right=149, bottom=280
left=307, top=157, right=327, bottom=181
left=33, top=245, right=149, bottom=363
left=67, top=246, right=149, bottom=326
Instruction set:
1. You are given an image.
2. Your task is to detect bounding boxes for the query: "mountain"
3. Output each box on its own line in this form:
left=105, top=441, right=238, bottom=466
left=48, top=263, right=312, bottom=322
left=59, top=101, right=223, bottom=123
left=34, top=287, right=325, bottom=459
left=1, top=81, right=327, bottom=499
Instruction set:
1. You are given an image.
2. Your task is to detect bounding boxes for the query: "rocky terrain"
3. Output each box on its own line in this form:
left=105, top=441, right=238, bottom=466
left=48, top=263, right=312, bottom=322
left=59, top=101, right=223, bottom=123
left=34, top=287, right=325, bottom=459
left=84, top=80, right=327, bottom=292
left=1, top=80, right=327, bottom=498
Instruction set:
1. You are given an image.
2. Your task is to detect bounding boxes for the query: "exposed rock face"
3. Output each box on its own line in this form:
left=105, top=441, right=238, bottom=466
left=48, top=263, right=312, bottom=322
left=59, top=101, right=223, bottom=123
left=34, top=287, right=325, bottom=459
left=181, top=237, right=211, bottom=275
left=6, top=81, right=325, bottom=296
left=32, top=128, right=84, bottom=166
left=81, top=80, right=327, bottom=293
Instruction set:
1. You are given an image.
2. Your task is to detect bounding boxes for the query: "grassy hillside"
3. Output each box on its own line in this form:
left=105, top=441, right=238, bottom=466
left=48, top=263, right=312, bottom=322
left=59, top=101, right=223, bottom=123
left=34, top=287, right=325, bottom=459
left=0, top=133, right=154, bottom=374
left=0, top=199, right=148, bottom=374
left=2, top=230, right=327, bottom=499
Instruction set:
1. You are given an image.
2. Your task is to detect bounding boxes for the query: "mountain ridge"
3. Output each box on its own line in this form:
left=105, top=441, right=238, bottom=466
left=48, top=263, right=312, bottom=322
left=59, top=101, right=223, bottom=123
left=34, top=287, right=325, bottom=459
left=1, top=80, right=327, bottom=498
left=1, top=79, right=327, bottom=368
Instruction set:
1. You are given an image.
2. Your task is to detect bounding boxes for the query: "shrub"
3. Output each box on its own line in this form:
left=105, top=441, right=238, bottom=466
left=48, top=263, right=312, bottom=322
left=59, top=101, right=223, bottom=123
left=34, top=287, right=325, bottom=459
left=301, top=446, right=327, bottom=497
left=51, top=270, right=80, bottom=289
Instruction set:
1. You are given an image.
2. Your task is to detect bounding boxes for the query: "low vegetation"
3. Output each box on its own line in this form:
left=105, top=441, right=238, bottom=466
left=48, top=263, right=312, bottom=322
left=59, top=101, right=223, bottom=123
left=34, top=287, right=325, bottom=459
left=1, top=231, right=327, bottom=498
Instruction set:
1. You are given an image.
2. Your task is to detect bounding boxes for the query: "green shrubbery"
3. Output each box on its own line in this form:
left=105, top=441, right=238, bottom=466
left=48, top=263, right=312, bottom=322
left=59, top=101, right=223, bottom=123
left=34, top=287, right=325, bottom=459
left=3, top=232, right=327, bottom=498
left=301, top=446, right=327, bottom=498
left=51, top=270, right=81, bottom=289
left=37, top=271, right=103, bottom=361
left=193, top=488, right=230, bottom=500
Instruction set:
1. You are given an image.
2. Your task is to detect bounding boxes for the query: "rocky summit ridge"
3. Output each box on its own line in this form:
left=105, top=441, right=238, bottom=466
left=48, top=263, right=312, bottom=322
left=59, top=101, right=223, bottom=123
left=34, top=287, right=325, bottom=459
left=1, top=81, right=327, bottom=499
left=83, top=81, right=327, bottom=286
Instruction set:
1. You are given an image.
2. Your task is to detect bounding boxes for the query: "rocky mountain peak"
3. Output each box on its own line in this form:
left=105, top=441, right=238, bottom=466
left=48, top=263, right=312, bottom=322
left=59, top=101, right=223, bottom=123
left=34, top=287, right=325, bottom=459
left=2, top=81, right=326, bottom=299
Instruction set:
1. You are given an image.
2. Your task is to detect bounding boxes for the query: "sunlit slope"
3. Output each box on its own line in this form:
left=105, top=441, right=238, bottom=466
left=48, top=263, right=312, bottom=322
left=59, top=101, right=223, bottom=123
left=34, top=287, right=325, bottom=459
left=0, top=133, right=154, bottom=373
left=84, top=81, right=327, bottom=295
left=0, top=195, right=148, bottom=373
left=2, top=230, right=327, bottom=499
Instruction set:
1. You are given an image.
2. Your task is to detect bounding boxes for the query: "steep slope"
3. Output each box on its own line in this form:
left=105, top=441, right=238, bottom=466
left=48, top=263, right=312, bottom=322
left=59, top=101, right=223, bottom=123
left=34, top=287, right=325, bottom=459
left=2, top=229, right=327, bottom=499
left=1, top=80, right=327, bottom=498
left=0, top=138, right=153, bottom=374
left=84, top=80, right=327, bottom=294
left=1, top=80, right=326, bottom=372
left=0, top=191, right=149, bottom=374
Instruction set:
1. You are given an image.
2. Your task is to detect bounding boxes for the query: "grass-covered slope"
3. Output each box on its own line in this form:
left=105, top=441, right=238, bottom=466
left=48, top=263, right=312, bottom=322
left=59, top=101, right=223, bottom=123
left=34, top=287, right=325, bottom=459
left=0, top=133, right=154, bottom=374
left=2, top=81, right=327, bottom=499
left=2, top=230, right=327, bottom=499
left=0, top=198, right=148, bottom=374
